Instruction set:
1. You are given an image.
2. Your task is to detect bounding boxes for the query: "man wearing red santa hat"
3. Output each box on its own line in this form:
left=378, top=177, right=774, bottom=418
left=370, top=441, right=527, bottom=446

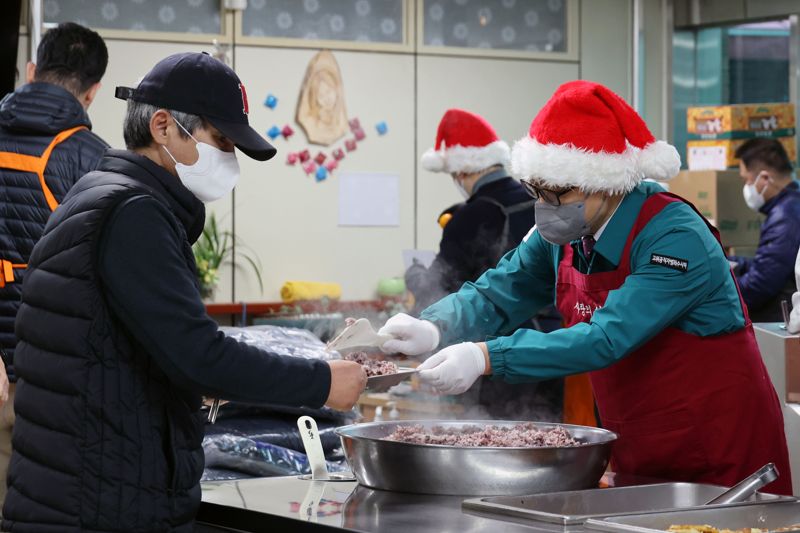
left=407, top=108, right=563, bottom=421
left=380, top=81, right=792, bottom=494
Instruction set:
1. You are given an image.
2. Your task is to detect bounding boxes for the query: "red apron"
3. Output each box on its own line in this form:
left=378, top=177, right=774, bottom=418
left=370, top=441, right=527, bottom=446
left=555, top=192, right=793, bottom=495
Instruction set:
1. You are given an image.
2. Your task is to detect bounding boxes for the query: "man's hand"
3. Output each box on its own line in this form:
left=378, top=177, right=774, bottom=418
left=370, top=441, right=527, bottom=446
left=416, top=342, right=487, bottom=395
left=324, top=360, right=367, bottom=411
left=378, top=313, right=440, bottom=355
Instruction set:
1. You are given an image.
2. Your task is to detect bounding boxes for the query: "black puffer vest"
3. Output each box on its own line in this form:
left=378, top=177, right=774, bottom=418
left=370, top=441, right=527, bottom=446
left=3, top=151, right=205, bottom=532
left=0, top=82, right=108, bottom=378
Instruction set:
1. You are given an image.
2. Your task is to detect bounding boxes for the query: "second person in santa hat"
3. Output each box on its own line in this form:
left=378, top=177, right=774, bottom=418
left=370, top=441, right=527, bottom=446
left=379, top=80, right=792, bottom=494
left=407, top=108, right=562, bottom=420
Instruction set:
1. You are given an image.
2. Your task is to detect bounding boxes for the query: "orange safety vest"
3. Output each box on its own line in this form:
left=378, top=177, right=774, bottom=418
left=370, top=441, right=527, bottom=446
left=0, top=125, right=87, bottom=287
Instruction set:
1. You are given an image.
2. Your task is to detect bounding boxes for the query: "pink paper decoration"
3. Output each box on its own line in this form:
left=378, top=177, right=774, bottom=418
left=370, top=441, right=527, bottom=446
left=302, top=161, right=317, bottom=175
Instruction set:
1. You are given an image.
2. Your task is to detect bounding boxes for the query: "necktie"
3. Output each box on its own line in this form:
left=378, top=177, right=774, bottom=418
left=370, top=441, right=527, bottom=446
left=581, top=235, right=596, bottom=258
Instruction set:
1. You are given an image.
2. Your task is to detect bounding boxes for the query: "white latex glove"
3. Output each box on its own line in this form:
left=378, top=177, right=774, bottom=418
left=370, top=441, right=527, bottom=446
left=378, top=313, right=440, bottom=355
left=416, top=342, right=485, bottom=395
left=789, top=248, right=800, bottom=334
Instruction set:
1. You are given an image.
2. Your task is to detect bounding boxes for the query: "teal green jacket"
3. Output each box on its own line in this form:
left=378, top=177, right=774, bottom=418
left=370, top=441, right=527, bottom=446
left=419, top=181, right=746, bottom=383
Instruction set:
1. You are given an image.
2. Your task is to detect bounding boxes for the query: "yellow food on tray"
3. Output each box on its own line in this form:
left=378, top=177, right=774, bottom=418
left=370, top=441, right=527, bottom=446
left=667, top=525, right=720, bottom=533
left=667, top=526, right=777, bottom=533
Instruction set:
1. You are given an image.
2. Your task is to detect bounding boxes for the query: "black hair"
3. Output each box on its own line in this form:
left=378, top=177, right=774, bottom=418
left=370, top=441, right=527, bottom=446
left=734, top=137, right=793, bottom=175
left=35, top=22, right=108, bottom=95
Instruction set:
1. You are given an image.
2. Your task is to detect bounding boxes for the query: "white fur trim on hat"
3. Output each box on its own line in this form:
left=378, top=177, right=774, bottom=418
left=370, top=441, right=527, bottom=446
left=638, top=140, right=681, bottom=181
left=511, top=136, right=680, bottom=194
left=421, top=149, right=446, bottom=172
left=422, top=140, right=510, bottom=174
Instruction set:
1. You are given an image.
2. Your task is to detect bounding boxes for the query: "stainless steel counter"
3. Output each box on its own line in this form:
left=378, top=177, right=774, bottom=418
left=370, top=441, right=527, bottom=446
left=198, top=473, right=659, bottom=532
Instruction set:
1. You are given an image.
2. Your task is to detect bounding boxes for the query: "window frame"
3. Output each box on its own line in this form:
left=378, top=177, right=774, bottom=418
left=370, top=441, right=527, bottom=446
left=40, top=0, right=234, bottom=45
left=416, top=0, right=579, bottom=62
left=233, top=0, right=415, bottom=54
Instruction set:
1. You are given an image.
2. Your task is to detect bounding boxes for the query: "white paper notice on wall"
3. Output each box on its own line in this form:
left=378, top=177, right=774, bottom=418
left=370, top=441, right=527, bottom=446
left=338, top=172, right=400, bottom=226
left=687, top=145, right=728, bottom=170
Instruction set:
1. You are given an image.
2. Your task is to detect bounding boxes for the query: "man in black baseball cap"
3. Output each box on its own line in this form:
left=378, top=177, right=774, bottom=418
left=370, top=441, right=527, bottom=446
left=115, top=51, right=276, bottom=161
left=3, top=52, right=366, bottom=531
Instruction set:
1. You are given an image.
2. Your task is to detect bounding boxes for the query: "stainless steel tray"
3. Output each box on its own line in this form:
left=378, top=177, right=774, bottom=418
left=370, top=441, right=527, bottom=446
left=585, top=501, right=800, bottom=533
left=463, top=483, right=795, bottom=525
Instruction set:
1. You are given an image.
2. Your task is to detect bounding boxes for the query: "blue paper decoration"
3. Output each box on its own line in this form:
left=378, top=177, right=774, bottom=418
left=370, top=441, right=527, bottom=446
left=315, top=166, right=328, bottom=182
left=267, top=126, right=281, bottom=140
left=376, top=121, right=388, bottom=135
left=264, top=94, right=278, bottom=109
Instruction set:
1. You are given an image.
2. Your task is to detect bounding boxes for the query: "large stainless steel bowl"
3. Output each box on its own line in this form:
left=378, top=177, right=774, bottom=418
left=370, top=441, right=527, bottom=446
left=336, top=420, right=617, bottom=496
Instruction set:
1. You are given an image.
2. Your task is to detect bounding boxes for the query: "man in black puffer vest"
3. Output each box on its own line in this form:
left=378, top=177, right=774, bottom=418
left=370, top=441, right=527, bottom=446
left=0, top=22, right=108, bottom=506
left=3, top=52, right=367, bottom=532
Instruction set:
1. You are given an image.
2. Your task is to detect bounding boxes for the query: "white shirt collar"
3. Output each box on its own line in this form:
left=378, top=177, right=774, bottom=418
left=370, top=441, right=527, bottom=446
left=592, top=198, right=623, bottom=242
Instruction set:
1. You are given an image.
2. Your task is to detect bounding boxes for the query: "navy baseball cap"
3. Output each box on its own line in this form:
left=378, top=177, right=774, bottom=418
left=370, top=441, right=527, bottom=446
left=115, top=52, right=276, bottom=161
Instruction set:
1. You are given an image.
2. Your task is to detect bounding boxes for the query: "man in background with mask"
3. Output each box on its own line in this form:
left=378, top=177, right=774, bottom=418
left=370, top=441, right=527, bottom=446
left=406, top=108, right=562, bottom=421
left=3, top=52, right=366, bottom=531
left=379, top=81, right=792, bottom=494
left=729, top=138, right=800, bottom=322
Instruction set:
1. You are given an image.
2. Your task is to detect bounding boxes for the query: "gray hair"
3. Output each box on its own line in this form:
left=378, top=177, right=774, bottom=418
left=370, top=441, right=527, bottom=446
left=122, top=100, right=204, bottom=150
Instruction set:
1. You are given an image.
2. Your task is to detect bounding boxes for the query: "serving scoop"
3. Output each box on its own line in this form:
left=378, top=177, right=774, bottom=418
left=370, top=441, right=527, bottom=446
left=326, top=318, right=392, bottom=352
left=705, top=463, right=778, bottom=505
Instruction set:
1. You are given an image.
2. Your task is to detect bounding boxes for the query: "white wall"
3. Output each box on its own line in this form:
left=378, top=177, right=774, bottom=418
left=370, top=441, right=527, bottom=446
left=232, top=46, right=416, bottom=301
left=14, top=0, right=634, bottom=303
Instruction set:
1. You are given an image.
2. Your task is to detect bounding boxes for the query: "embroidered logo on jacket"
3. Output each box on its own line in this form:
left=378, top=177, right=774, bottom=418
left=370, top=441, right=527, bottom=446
left=650, top=253, right=688, bottom=272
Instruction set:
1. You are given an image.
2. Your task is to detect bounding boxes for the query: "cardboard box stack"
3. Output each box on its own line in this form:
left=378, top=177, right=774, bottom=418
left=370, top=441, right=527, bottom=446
left=667, top=170, right=762, bottom=251
left=686, top=102, right=796, bottom=170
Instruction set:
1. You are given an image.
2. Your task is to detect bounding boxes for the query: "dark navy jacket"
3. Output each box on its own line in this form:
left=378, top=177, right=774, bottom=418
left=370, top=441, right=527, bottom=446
left=0, top=82, right=107, bottom=378
left=731, top=180, right=800, bottom=322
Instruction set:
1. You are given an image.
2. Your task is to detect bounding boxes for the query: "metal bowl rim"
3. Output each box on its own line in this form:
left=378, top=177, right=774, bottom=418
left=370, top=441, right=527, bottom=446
left=335, top=419, right=618, bottom=451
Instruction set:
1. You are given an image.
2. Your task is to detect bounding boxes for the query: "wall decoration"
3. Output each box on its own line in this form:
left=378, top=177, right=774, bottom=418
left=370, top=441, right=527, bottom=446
left=281, top=125, right=295, bottom=139
left=332, top=149, right=345, bottom=161
left=325, top=160, right=338, bottom=172
left=345, top=139, right=357, bottom=152
left=296, top=50, right=349, bottom=146
left=302, top=161, right=317, bottom=175
left=299, top=149, right=312, bottom=163
left=314, top=152, right=328, bottom=165
left=286, top=153, right=299, bottom=165
left=267, top=125, right=282, bottom=140
left=315, top=166, right=329, bottom=182
left=264, top=94, right=278, bottom=109
left=376, top=121, right=388, bottom=135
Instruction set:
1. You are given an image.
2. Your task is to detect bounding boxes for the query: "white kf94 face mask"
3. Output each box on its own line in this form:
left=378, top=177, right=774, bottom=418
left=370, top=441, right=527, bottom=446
left=163, top=116, right=241, bottom=203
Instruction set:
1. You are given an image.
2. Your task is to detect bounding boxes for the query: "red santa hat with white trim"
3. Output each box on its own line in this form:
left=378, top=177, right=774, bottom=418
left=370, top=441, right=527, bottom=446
left=511, top=80, right=681, bottom=194
left=421, top=109, right=510, bottom=174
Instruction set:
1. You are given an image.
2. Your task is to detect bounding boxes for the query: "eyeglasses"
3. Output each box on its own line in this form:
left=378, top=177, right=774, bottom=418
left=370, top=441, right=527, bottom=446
left=521, top=179, right=574, bottom=206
